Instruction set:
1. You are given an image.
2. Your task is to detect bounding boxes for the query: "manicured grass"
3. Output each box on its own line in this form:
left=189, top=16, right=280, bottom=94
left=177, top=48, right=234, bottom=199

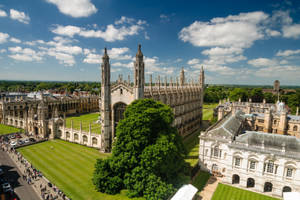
left=18, top=140, right=144, bottom=200
left=203, top=103, right=218, bottom=121
left=192, top=171, right=211, bottom=191
left=212, top=184, right=279, bottom=200
left=0, top=124, right=22, bottom=135
left=66, top=113, right=101, bottom=134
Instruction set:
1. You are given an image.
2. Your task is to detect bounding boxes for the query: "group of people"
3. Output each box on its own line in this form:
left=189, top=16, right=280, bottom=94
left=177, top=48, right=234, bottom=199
left=0, top=135, right=70, bottom=200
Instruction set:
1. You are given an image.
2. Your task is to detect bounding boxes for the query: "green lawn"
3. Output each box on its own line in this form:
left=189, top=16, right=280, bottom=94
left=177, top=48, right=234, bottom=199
left=66, top=113, right=101, bottom=134
left=203, top=103, right=218, bottom=121
left=0, top=124, right=22, bottom=135
left=212, top=184, right=279, bottom=200
left=192, top=171, right=211, bottom=191
left=18, top=140, right=144, bottom=200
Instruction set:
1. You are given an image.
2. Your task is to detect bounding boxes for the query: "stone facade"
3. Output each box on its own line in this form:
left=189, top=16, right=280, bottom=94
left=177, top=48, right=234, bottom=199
left=100, top=44, right=204, bottom=152
left=0, top=93, right=99, bottom=139
left=199, top=110, right=300, bottom=198
left=216, top=100, right=300, bottom=137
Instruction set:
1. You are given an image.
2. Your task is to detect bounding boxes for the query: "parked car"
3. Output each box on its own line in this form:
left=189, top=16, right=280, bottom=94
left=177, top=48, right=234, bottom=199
left=24, top=138, right=30, bottom=143
left=10, top=141, right=17, bottom=147
left=29, top=138, right=36, bottom=142
left=2, top=182, right=13, bottom=193
left=9, top=135, right=16, bottom=139
left=0, top=168, right=4, bottom=176
left=15, top=134, right=22, bottom=139
left=17, top=140, right=24, bottom=145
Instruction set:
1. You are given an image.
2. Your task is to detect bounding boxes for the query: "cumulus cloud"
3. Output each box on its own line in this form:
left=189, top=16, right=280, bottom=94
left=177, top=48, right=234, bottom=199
left=45, top=0, right=97, bottom=18
left=10, top=37, right=21, bottom=43
left=10, top=9, right=30, bottom=24
left=0, top=9, right=7, bottom=17
left=0, top=32, right=9, bottom=44
left=83, top=53, right=101, bottom=64
left=179, top=11, right=268, bottom=48
left=248, top=58, right=278, bottom=67
left=8, top=46, right=43, bottom=62
left=187, top=58, right=200, bottom=65
left=276, top=49, right=300, bottom=57
left=51, top=17, right=147, bottom=42
left=282, top=24, right=300, bottom=38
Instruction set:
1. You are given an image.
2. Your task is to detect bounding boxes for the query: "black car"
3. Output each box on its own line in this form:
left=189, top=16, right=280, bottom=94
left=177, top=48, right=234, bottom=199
left=29, top=138, right=36, bottom=142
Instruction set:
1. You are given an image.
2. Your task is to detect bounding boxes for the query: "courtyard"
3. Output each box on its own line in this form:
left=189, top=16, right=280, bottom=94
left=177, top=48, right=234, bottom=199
left=18, top=140, right=144, bottom=200
left=65, top=113, right=101, bottom=134
left=0, top=124, right=22, bottom=135
left=211, top=183, right=279, bottom=200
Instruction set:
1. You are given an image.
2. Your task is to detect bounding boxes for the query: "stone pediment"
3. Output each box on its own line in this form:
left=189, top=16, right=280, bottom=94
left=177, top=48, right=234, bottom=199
left=111, top=83, right=133, bottom=94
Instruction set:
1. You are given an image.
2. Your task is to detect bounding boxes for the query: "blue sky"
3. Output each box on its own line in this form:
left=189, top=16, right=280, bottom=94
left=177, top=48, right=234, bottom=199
left=0, top=0, right=300, bottom=85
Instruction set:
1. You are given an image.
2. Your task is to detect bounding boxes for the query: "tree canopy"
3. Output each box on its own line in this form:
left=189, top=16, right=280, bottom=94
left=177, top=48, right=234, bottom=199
left=92, top=99, right=187, bottom=200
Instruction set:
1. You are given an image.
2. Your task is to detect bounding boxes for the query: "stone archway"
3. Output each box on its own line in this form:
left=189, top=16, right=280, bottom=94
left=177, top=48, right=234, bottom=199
left=232, top=174, right=240, bottom=184
left=264, top=182, right=273, bottom=192
left=282, top=186, right=292, bottom=194
left=247, top=178, right=255, bottom=188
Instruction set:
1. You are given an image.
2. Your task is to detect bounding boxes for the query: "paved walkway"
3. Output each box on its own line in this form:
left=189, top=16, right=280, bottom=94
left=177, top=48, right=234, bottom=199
left=199, top=176, right=220, bottom=200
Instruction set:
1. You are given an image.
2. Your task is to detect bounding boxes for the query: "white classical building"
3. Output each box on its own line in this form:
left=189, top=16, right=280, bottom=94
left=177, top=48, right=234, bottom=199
left=199, top=111, right=300, bottom=198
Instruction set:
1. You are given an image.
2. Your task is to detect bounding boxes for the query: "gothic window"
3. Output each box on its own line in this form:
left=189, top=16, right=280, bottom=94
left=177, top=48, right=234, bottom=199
left=273, top=120, right=277, bottom=125
left=120, top=89, right=123, bottom=95
left=293, top=126, right=298, bottom=132
left=234, top=157, right=241, bottom=167
left=249, top=161, right=256, bottom=170
left=286, top=168, right=293, bottom=177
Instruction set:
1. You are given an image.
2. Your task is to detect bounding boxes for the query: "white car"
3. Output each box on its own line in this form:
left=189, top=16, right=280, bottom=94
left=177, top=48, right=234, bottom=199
left=24, top=138, right=30, bottom=143
left=10, top=141, right=17, bottom=147
left=2, top=182, right=13, bottom=193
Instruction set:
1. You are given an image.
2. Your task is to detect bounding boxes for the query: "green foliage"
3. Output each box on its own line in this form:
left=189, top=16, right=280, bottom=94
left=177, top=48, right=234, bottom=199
left=192, top=171, right=211, bottom=191
left=229, top=88, right=248, bottom=101
left=204, top=86, right=229, bottom=103
left=249, top=88, right=264, bottom=102
left=93, top=99, right=187, bottom=200
left=263, top=92, right=275, bottom=103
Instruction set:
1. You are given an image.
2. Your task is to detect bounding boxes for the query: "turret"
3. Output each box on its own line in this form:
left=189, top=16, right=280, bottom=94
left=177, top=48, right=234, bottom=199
left=180, top=67, right=185, bottom=86
left=134, top=44, right=145, bottom=99
left=100, top=48, right=112, bottom=152
left=199, top=66, right=204, bottom=89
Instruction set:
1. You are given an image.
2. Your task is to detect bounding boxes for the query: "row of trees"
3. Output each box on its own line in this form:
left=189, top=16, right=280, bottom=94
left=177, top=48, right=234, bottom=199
left=205, top=85, right=300, bottom=114
left=0, top=81, right=100, bottom=94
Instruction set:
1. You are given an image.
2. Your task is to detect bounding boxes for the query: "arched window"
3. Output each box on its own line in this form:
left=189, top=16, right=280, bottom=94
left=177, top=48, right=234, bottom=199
left=286, top=167, right=294, bottom=178
left=232, top=174, right=240, bottom=184
left=83, top=135, right=88, bottom=143
left=66, top=132, right=70, bottom=138
left=293, top=125, right=298, bottom=132
left=273, top=120, right=277, bottom=125
left=74, top=134, right=79, bottom=141
left=283, top=186, right=292, bottom=193
left=247, top=178, right=255, bottom=188
left=120, top=88, right=123, bottom=95
left=92, top=137, right=97, bottom=145
left=264, top=182, right=273, bottom=192
left=213, top=146, right=219, bottom=157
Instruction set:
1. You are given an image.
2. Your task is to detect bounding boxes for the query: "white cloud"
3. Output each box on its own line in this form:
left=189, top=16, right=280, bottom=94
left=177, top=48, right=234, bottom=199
left=276, top=49, right=300, bottom=57
left=0, top=9, right=7, bottom=17
left=111, top=62, right=132, bottom=68
left=0, top=32, right=9, bottom=44
left=10, top=37, right=21, bottom=43
left=187, top=58, right=200, bottom=65
left=45, top=0, right=97, bottom=18
left=282, top=24, right=300, bottom=38
left=0, top=49, right=6, bottom=53
left=107, top=47, right=132, bottom=60
left=8, top=46, right=43, bottom=62
left=47, top=50, right=75, bottom=66
left=179, top=11, right=268, bottom=49
left=51, top=17, right=147, bottom=42
left=266, top=29, right=281, bottom=37
left=248, top=58, right=278, bottom=67
left=83, top=53, right=101, bottom=64
left=10, top=9, right=30, bottom=24
left=115, top=16, right=135, bottom=25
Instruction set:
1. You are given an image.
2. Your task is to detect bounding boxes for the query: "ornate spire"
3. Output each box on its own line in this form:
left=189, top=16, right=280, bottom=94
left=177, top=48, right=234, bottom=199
left=180, top=67, right=185, bottom=86
left=103, top=47, right=109, bottom=59
left=136, top=44, right=143, bottom=58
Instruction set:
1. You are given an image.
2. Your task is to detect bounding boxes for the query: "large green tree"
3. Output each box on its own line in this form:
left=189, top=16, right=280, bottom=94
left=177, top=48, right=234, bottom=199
left=93, top=99, right=187, bottom=200
left=229, top=88, right=248, bottom=101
